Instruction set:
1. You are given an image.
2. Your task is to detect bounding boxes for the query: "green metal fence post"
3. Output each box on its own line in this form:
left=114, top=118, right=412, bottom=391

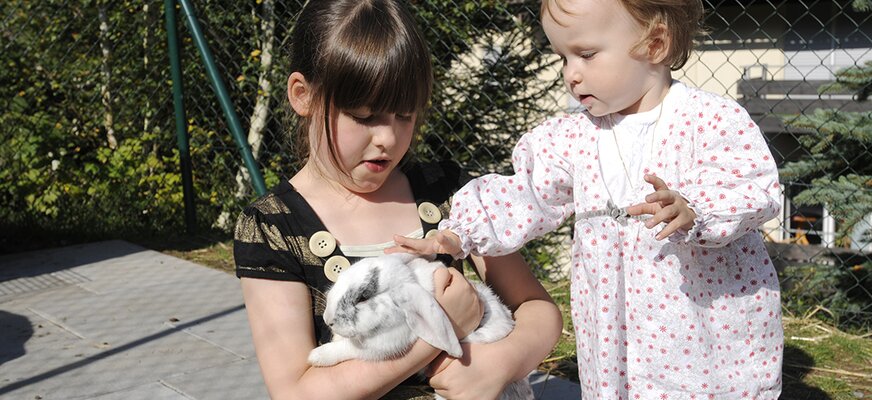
left=176, top=0, right=267, bottom=196
left=164, top=0, right=197, bottom=233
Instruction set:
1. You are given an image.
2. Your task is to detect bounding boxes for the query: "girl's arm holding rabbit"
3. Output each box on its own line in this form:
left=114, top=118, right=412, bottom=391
left=428, top=252, right=563, bottom=400
left=241, top=267, right=482, bottom=400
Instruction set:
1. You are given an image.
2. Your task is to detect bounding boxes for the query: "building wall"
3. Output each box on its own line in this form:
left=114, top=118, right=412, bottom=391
left=677, top=48, right=787, bottom=99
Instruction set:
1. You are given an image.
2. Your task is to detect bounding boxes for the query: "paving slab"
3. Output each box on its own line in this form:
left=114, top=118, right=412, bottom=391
left=89, top=382, right=193, bottom=400
left=0, top=240, right=581, bottom=399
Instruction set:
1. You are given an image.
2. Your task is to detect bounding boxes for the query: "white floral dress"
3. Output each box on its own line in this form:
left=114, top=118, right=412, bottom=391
left=441, top=81, right=784, bottom=399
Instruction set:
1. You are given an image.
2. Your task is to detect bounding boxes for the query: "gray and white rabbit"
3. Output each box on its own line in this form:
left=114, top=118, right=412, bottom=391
left=308, top=253, right=534, bottom=400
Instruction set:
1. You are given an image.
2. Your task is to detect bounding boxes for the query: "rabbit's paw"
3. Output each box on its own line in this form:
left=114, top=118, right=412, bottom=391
left=307, top=342, right=349, bottom=367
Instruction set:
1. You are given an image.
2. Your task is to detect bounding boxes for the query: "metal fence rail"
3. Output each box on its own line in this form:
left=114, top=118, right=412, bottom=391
left=1, top=0, right=870, bottom=332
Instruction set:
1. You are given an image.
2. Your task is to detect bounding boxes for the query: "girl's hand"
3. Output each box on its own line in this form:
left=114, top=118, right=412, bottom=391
left=432, top=267, right=483, bottom=340
left=386, top=230, right=464, bottom=260
left=626, top=174, right=697, bottom=240
left=427, top=342, right=510, bottom=400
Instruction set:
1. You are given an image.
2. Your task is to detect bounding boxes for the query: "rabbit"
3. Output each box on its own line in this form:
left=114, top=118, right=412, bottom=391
left=308, top=253, right=534, bottom=400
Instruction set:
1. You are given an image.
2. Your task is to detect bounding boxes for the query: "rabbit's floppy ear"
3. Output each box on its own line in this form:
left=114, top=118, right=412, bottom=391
left=395, top=283, right=462, bottom=358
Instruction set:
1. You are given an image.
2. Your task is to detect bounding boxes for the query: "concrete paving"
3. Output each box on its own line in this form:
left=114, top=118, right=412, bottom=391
left=0, top=240, right=581, bottom=399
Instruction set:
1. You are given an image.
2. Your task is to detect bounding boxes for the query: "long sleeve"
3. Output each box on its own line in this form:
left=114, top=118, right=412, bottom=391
left=440, top=117, right=578, bottom=257
left=675, top=98, right=782, bottom=248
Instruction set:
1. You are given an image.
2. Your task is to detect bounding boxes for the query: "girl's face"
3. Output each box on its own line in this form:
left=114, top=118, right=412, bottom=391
left=313, top=106, right=416, bottom=194
left=542, top=0, right=669, bottom=116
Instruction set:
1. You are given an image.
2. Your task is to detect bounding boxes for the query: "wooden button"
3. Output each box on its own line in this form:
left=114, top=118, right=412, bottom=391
left=309, top=231, right=336, bottom=257
left=417, top=202, right=442, bottom=224
left=323, top=256, right=350, bottom=282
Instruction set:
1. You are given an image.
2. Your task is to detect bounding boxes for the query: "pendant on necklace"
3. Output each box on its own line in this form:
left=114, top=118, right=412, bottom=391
left=606, top=199, right=630, bottom=224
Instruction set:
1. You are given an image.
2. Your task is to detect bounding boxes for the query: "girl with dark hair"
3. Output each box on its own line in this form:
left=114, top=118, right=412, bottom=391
left=233, top=1, right=562, bottom=398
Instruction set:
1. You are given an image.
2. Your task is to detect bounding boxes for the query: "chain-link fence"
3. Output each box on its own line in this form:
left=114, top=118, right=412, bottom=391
left=2, top=0, right=871, bottom=332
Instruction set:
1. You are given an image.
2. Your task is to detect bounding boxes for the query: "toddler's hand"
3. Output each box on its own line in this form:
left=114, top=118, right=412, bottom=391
left=386, top=230, right=464, bottom=260
left=432, top=267, right=482, bottom=340
left=626, top=174, right=696, bottom=240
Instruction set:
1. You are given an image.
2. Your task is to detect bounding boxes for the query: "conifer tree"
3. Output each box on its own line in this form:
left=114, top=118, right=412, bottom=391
left=778, top=3, right=871, bottom=327
left=780, top=59, right=872, bottom=245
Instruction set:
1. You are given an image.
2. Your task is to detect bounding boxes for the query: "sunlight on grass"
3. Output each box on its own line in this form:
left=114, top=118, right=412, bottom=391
left=782, top=314, right=872, bottom=398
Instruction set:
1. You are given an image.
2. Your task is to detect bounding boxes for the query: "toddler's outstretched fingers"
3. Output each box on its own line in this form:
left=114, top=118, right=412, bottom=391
left=385, top=235, right=434, bottom=255
left=626, top=202, right=659, bottom=217
left=656, top=218, right=686, bottom=240
left=434, top=231, right=464, bottom=259
left=386, top=231, right=464, bottom=259
left=644, top=174, right=669, bottom=190
left=644, top=190, right=678, bottom=205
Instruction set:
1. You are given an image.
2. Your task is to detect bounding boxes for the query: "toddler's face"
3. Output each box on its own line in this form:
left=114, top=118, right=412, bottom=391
left=542, top=0, right=668, bottom=116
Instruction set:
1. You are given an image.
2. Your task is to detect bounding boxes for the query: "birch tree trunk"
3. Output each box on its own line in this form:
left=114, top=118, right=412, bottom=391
left=216, top=0, right=276, bottom=230
left=236, top=0, right=274, bottom=197
left=142, top=2, right=154, bottom=135
left=99, top=4, right=117, bottom=149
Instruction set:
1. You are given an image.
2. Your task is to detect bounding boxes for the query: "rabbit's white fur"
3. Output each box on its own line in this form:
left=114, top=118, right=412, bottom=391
left=309, top=253, right=533, bottom=400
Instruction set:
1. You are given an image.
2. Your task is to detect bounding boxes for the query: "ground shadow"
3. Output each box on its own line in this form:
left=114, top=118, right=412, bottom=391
left=0, top=221, right=111, bottom=255
left=0, top=222, right=230, bottom=257
left=130, top=230, right=231, bottom=254
left=1, top=230, right=232, bottom=283
left=0, top=310, right=33, bottom=366
left=780, top=344, right=832, bottom=400
left=0, top=240, right=148, bottom=283
left=530, top=368, right=582, bottom=399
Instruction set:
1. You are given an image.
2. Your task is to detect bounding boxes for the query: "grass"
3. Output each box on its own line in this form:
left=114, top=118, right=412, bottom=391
left=137, top=235, right=872, bottom=398
left=133, top=232, right=236, bottom=274
left=780, top=314, right=872, bottom=399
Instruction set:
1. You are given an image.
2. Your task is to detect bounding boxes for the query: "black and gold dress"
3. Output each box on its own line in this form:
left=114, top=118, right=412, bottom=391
left=233, top=161, right=467, bottom=399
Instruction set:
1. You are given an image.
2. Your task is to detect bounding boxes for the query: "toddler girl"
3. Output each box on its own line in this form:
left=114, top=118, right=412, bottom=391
left=391, top=0, right=784, bottom=398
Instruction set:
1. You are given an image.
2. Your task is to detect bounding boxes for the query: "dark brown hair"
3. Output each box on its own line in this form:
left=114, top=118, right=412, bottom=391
left=541, top=0, right=705, bottom=70
left=287, top=0, right=433, bottom=169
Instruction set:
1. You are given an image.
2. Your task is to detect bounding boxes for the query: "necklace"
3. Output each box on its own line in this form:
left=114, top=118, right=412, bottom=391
left=583, top=93, right=668, bottom=224
left=610, top=101, right=665, bottom=194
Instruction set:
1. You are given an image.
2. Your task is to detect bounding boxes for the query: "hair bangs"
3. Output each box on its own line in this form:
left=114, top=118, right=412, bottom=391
left=321, top=6, right=431, bottom=116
